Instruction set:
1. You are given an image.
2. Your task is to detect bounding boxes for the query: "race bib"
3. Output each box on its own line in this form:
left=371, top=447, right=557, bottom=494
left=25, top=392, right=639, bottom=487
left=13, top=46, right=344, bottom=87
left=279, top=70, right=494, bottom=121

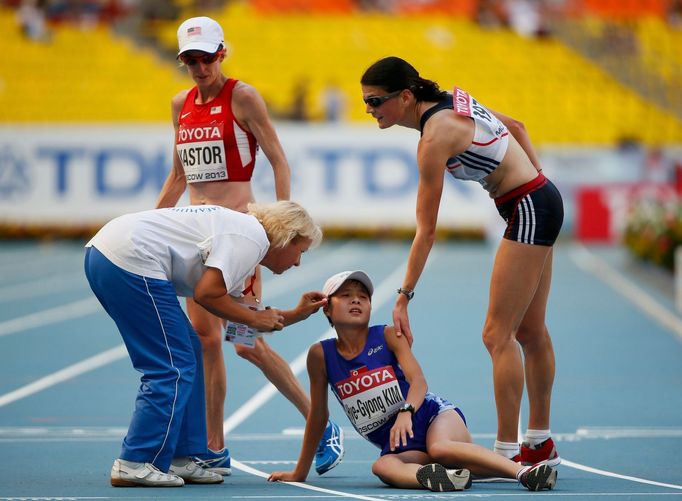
left=335, top=366, right=405, bottom=438
left=224, top=303, right=267, bottom=348
left=177, top=123, right=228, bottom=183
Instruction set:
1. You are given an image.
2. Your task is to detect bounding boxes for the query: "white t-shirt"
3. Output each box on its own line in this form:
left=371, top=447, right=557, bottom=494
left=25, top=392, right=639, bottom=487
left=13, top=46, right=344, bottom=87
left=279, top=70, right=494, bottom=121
left=86, top=205, right=269, bottom=297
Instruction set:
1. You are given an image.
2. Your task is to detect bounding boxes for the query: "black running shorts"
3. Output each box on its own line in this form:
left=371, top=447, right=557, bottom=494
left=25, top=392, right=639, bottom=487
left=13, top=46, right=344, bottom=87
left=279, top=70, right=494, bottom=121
left=495, top=173, right=564, bottom=246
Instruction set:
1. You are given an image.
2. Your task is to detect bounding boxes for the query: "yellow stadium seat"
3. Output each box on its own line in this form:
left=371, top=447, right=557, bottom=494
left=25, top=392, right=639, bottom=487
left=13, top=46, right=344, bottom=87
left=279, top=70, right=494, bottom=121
left=1, top=4, right=681, bottom=145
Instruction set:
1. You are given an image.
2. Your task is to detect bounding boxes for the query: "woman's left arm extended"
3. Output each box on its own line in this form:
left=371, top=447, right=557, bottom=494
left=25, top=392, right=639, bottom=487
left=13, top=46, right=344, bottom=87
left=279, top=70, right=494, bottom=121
left=384, top=325, right=427, bottom=451
left=233, top=83, right=291, bottom=201
left=393, top=130, right=452, bottom=344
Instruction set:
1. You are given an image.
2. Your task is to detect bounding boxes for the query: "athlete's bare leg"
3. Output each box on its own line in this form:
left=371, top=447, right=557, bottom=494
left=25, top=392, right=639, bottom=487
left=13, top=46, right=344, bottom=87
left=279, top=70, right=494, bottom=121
left=516, top=250, right=555, bottom=432
left=372, top=450, right=429, bottom=488
left=426, top=410, right=523, bottom=479
left=234, top=268, right=310, bottom=417
left=482, top=239, right=552, bottom=443
left=187, top=297, right=226, bottom=451
left=191, top=267, right=312, bottom=450
left=233, top=338, right=310, bottom=416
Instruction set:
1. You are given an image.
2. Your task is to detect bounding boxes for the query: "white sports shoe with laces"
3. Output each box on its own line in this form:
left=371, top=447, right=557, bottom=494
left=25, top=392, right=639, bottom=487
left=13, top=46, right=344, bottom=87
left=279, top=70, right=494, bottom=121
left=169, top=457, right=224, bottom=484
left=110, top=458, right=184, bottom=487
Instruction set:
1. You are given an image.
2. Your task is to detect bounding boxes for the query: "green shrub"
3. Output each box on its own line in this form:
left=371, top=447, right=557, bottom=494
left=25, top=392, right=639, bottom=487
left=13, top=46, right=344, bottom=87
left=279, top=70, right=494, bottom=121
left=623, top=197, right=682, bottom=271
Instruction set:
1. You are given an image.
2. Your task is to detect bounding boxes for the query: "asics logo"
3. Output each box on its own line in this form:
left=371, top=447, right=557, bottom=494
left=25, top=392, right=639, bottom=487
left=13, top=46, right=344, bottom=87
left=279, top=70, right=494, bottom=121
left=367, top=345, right=384, bottom=356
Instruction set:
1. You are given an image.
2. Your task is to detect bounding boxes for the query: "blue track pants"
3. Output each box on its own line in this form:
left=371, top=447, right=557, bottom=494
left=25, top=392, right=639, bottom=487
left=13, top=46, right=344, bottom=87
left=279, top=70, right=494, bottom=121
left=84, top=246, right=207, bottom=471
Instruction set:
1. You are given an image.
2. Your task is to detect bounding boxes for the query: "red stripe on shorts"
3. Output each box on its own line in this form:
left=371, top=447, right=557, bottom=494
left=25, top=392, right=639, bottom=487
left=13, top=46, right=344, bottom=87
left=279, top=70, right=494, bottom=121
left=495, top=172, right=547, bottom=205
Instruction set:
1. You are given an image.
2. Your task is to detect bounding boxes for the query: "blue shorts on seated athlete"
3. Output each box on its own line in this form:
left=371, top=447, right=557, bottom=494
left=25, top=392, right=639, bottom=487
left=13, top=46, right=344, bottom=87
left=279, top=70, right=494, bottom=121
left=379, top=394, right=466, bottom=456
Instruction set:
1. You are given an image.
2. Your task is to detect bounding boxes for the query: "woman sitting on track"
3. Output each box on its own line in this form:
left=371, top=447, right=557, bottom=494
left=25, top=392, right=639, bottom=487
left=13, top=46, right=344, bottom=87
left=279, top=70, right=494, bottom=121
left=267, top=271, right=557, bottom=492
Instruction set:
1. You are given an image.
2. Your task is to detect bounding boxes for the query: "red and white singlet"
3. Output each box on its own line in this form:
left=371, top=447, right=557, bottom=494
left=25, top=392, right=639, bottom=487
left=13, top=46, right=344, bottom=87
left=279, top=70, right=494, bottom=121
left=176, top=79, right=258, bottom=184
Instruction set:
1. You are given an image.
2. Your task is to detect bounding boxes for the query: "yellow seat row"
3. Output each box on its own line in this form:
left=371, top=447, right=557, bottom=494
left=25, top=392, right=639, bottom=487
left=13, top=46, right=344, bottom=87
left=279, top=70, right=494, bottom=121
left=1, top=5, right=681, bottom=145
left=0, top=9, right=192, bottom=122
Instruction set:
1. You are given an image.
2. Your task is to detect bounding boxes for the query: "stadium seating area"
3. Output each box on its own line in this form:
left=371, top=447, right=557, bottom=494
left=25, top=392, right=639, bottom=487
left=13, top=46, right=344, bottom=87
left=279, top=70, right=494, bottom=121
left=634, top=17, right=682, bottom=90
left=1, top=1, right=681, bottom=146
left=0, top=9, right=191, bottom=122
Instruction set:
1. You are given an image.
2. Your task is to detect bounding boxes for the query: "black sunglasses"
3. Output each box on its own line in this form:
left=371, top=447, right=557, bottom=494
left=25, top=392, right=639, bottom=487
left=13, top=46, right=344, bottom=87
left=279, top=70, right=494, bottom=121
left=179, top=50, right=223, bottom=66
left=363, top=90, right=402, bottom=108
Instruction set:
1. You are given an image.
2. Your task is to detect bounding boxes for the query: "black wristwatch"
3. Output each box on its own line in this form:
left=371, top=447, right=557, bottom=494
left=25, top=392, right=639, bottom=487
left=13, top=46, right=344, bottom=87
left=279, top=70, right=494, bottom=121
left=397, top=288, right=414, bottom=300
left=398, top=403, right=415, bottom=415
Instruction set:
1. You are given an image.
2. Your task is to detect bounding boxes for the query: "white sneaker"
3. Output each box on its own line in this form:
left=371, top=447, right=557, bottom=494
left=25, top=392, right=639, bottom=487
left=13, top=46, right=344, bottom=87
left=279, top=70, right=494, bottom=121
left=417, top=463, right=472, bottom=491
left=110, top=459, right=184, bottom=487
left=169, top=457, right=224, bottom=484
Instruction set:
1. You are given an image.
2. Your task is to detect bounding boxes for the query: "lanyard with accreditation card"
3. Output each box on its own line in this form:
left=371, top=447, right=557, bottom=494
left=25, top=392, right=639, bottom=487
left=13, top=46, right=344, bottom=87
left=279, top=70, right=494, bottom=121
left=224, top=302, right=270, bottom=348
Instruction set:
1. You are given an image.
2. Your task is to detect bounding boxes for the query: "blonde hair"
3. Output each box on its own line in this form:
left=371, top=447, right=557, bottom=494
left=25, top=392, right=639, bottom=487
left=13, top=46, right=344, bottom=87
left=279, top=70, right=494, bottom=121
left=248, top=201, right=322, bottom=249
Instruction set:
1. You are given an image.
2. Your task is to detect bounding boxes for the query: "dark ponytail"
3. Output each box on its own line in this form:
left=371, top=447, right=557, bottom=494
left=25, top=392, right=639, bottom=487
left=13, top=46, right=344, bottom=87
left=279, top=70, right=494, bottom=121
left=361, top=56, right=447, bottom=102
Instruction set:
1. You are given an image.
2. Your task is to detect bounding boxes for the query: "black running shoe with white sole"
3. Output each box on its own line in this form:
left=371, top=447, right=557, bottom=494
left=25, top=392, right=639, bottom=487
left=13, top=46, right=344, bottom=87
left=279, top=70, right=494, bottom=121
left=519, top=463, right=557, bottom=491
left=416, top=463, right=472, bottom=492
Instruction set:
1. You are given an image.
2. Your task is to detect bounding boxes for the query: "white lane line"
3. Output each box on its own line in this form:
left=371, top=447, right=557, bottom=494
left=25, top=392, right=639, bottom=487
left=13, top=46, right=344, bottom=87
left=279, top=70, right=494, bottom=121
left=0, top=297, right=101, bottom=338
left=563, top=459, right=682, bottom=490
left=0, top=345, right=127, bottom=408
left=569, top=244, right=682, bottom=341
left=226, top=494, right=682, bottom=499
left=232, top=459, right=385, bottom=501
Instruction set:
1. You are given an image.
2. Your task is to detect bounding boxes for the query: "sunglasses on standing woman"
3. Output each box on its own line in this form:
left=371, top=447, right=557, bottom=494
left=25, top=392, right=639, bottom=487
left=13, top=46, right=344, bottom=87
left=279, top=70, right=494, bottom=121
left=363, top=90, right=402, bottom=108
left=179, top=49, right=225, bottom=66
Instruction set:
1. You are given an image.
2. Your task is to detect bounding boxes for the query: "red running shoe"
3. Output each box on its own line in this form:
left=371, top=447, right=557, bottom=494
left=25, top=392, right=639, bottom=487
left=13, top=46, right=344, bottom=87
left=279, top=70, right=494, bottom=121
left=520, top=437, right=561, bottom=467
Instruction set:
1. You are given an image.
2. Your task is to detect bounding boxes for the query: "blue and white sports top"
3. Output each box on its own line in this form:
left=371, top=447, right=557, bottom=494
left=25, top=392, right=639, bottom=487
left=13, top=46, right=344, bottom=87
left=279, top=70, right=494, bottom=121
left=420, top=87, right=509, bottom=192
left=320, top=325, right=408, bottom=447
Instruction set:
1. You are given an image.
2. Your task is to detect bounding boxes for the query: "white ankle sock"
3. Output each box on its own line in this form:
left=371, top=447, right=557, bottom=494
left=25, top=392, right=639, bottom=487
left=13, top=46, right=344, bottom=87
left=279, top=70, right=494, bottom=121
left=525, top=429, right=550, bottom=447
left=494, top=440, right=520, bottom=459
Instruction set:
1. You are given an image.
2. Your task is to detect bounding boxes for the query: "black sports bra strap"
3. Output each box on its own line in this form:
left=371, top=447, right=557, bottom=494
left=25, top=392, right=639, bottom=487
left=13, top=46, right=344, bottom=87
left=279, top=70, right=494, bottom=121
left=419, top=94, right=454, bottom=136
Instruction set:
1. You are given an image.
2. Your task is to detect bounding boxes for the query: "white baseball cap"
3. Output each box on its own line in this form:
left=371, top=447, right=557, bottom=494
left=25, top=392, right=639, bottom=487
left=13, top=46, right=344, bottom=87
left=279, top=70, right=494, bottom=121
left=177, top=16, right=224, bottom=55
left=322, top=271, right=374, bottom=298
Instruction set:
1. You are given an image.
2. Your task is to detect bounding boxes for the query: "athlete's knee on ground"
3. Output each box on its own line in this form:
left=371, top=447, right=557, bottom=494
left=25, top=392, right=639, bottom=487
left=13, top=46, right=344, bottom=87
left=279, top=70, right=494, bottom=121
left=371, top=457, right=394, bottom=486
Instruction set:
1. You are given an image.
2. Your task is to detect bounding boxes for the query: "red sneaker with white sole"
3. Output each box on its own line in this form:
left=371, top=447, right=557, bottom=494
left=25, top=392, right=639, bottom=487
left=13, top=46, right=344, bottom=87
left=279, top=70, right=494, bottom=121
left=520, top=437, right=561, bottom=467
